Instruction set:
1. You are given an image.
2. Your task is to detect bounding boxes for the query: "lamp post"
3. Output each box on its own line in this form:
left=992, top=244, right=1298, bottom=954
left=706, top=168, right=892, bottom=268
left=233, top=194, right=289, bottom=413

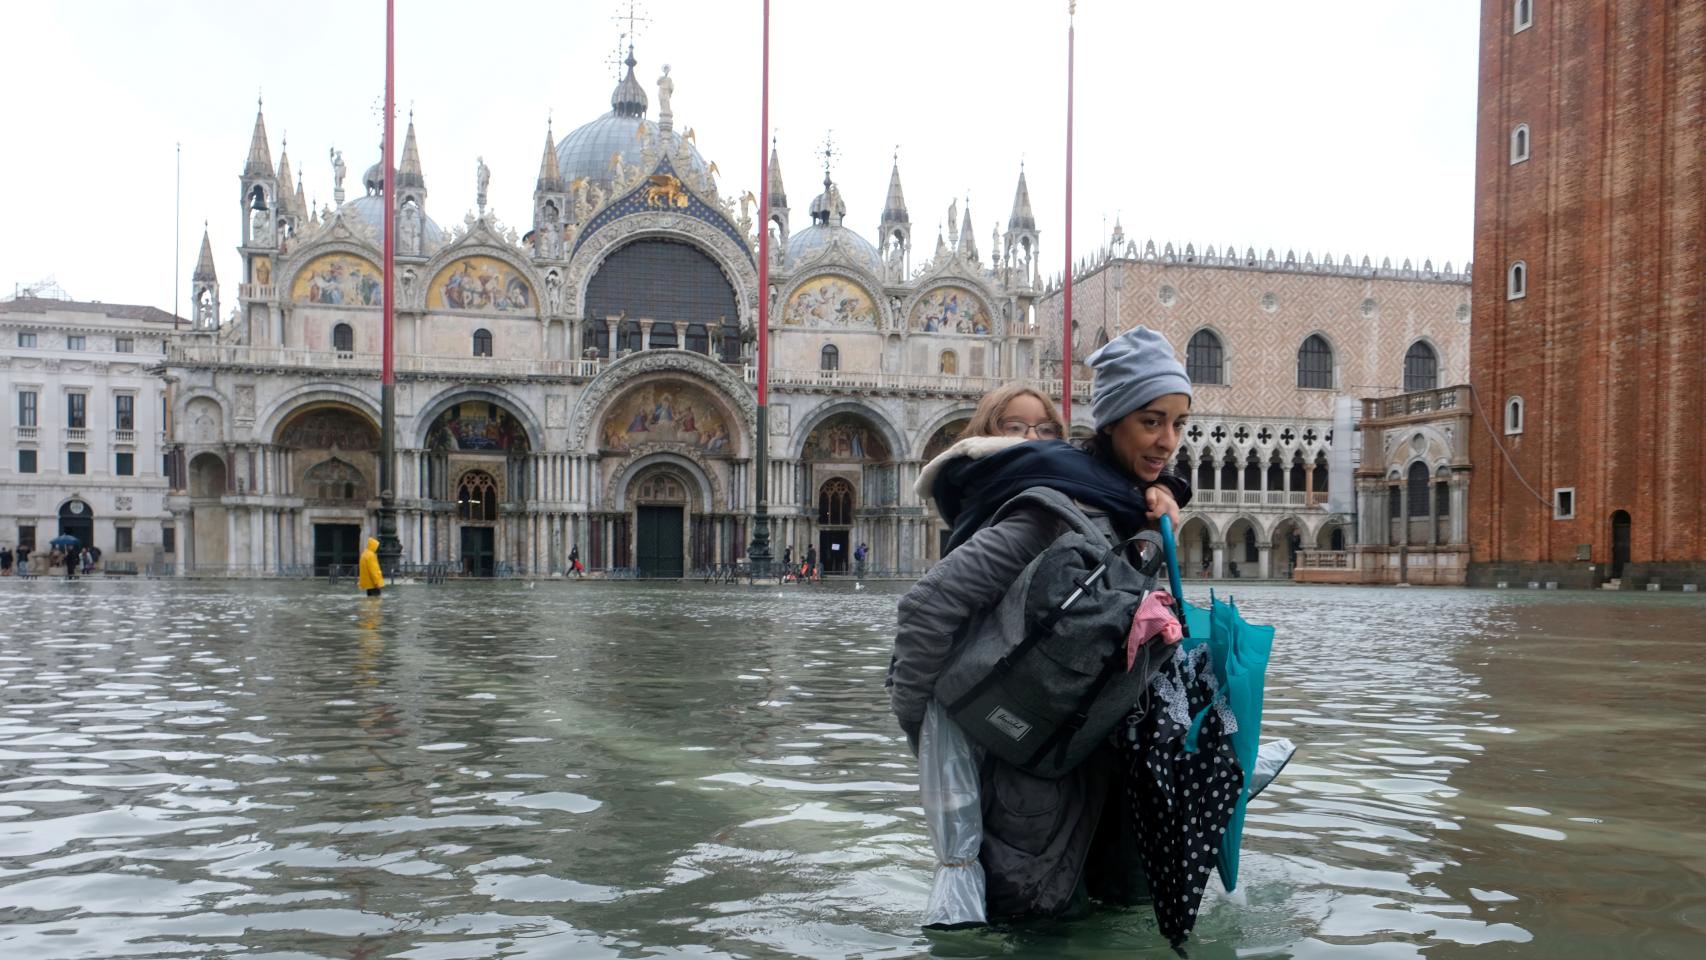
left=747, top=0, right=775, bottom=580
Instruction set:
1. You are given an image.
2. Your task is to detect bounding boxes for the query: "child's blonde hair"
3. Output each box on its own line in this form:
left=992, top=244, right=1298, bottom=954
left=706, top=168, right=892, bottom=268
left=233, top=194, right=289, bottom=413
left=966, top=384, right=1067, bottom=439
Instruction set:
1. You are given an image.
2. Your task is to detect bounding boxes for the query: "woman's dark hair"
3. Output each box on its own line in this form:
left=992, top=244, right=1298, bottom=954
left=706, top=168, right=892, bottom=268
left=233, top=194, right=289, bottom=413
left=1078, top=428, right=1117, bottom=463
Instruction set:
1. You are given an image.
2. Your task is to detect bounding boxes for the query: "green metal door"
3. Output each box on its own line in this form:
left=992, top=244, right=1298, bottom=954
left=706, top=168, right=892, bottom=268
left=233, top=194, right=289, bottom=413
left=636, top=506, right=684, bottom=578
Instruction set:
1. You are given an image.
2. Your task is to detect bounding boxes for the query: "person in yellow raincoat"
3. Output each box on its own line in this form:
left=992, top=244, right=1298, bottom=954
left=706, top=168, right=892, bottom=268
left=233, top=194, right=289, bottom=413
left=358, top=536, right=386, bottom=597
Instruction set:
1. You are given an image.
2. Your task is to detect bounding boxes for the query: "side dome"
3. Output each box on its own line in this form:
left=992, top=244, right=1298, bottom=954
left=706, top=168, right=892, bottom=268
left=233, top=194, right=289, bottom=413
left=337, top=194, right=444, bottom=246
left=785, top=224, right=883, bottom=274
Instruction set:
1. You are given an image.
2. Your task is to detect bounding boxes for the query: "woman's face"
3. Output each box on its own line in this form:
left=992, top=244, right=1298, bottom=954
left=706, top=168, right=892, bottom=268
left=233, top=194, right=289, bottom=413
left=1106, top=394, right=1191, bottom=482
left=994, top=394, right=1060, bottom=440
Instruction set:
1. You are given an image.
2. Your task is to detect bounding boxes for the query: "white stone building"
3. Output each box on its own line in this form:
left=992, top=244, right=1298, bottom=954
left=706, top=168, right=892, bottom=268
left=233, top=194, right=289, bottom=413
left=1, top=294, right=177, bottom=572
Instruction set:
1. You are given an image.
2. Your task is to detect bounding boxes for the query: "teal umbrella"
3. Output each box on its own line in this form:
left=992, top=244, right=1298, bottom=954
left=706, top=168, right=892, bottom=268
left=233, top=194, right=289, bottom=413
left=1159, top=516, right=1276, bottom=892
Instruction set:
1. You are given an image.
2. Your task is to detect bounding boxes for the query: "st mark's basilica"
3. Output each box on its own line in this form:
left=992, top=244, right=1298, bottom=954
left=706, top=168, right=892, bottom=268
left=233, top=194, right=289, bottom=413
left=163, top=51, right=1053, bottom=577
left=161, top=49, right=1471, bottom=579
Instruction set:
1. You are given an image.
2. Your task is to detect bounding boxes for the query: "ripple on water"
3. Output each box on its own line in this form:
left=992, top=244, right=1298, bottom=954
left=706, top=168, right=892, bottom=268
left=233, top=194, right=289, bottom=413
left=0, top=580, right=1703, bottom=958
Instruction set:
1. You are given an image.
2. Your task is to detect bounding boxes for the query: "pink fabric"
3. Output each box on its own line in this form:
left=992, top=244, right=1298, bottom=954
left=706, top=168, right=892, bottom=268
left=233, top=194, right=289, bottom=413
left=1126, top=590, right=1183, bottom=671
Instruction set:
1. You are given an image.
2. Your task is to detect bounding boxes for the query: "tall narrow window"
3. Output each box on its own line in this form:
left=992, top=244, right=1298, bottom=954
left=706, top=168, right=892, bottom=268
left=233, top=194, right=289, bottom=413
left=1505, top=396, right=1525, bottom=435
left=115, top=394, right=135, bottom=430
left=1514, top=0, right=1532, bottom=32
left=1554, top=487, right=1575, bottom=520
left=820, top=344, right=840, bottom=371
left=1297, top=335, right=1334, bottom=389
left=1403, top=341, right=1439, bottom=392
left=1510, top=123, right=1530, bottom=163
left=685, top=324, right=709, bottom=354
left=18, top=390, right=37, bottom=426
left=472, top=328, right=493, bottom=357
left=332, top=323, right=354, bottom=354
left=1186, top=329, right=1225, bottom=385
left=1407, top=462, right=1431, bottom=517
left=67, top=393, right=87, bottom=429
left=1508, top=261, right=1527, bottom=299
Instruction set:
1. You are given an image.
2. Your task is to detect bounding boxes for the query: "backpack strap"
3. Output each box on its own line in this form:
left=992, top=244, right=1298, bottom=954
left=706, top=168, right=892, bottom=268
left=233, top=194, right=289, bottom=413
left=985, top=486, right=1115, bottom=550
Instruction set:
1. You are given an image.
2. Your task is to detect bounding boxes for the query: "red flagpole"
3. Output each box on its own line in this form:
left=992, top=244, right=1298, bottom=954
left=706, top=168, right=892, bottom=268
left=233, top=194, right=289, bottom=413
left=383, top=0, right=395, bottom=389
left=758, top=0, right=770, bottom=409
left=1062, top=2, right=1075, bottom=427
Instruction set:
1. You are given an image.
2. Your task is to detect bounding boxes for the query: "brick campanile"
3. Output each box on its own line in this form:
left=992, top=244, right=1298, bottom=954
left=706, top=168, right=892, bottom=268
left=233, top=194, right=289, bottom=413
left=1468, top=0, right=1706, bottom=588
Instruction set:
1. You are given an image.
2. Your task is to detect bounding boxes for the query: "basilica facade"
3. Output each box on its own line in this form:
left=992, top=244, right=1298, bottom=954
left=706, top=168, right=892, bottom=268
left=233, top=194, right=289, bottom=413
left=162, top=54, right=1045, bottom=577
left=161, top=52, right=1470, bottom=579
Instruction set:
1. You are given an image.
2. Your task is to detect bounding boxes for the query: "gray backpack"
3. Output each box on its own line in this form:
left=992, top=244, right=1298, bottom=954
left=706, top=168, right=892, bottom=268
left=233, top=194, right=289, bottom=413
left=933, top=487, right=1176, bottom=779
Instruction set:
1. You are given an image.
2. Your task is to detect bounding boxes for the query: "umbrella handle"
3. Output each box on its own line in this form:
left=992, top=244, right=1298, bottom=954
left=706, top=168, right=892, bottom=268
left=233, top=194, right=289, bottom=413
left=1159, top=514, right=1185, bottom=607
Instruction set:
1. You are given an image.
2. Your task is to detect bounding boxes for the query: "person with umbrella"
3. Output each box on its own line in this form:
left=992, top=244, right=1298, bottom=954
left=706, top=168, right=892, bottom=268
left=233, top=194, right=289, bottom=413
left=49, top=534, right=80, bottom=579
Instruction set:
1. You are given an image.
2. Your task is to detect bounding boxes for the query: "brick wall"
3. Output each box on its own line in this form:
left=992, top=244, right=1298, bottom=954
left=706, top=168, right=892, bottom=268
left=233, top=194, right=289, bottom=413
left=1469, top=0, right=1705, bottom=581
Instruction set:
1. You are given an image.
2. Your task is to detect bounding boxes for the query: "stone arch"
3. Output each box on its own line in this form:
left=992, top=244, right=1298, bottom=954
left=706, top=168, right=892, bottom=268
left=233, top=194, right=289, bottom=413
left=1184, top=324, right=1231, bottom=385
left=281, top=245, right=385, bottom=307
left=903, top=282, right=998, bottom=335
left=789, top=399, right=906, bottom=464
left=778, top=268, right=887, bottom=329
left=179, top=392, right=228, bottom=446
left=258, top=384, right=382, bottom=444
left=421, top=245, right=543, bottom=320
left=915, top=404, right=979, bottom=461
left=413, top=385, right=544, bottom=453
left=1270, top=514, right=1308, bottom=573
left=188, top=451, right=228, bottom=498
left=571, top=349, right=755, bottom=451
left=1223, top=515, right=1263, bottom=571
left=607, top=450, right=719, bottom=513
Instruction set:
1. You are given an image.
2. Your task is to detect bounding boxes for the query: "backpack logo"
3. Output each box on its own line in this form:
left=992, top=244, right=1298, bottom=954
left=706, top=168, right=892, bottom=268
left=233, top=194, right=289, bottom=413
left=985, top=705, right=1033, bottom=741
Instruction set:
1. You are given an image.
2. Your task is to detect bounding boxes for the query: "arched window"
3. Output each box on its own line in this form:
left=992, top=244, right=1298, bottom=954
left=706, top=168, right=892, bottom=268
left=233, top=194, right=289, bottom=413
left=1266, top=457, right=1283, bottom=491
left=1198, top=456, right=1216, bottom=491
left=332, top=323, right=354, bottom=355
left=1313, top=452, right=1329, bottom=492
left=1186, top=329, right=1225, bottom=385
left=1508, top=261, right=1527, bottom=299
left=472, top=328, right=493, bottom=357
left=457, top=471, right=498, bottom=522
left=1220, top=458, right=1238, bottom=491
left=1436, top=477, right=1451, bottom=518
left=1510, top=123, right=1531, bottom=163
left=820, top=344, right=840, bottom=371
left=1514, top=0, right=1533, bottom=32
left=1505, top=396, right=1525, bottom=435
left=818, top=477, right=854, bottom=526
left=1243, top=451, right=1261, bottom=491
left=1297, top=335, right=1334, bottom=389
left=1407, top=462, right=1431, bottom=517
left=1404, top=341, right=1439, bottom=392
left=1289, top=453, right=1306, bottom=492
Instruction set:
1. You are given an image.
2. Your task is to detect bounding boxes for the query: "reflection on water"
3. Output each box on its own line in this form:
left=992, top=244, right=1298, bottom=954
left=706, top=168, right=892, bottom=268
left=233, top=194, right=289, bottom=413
left=1, top=580, right=1703, bottom=959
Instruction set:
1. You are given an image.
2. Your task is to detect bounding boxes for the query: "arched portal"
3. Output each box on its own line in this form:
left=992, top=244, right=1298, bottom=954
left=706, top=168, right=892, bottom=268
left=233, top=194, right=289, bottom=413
left=186, top=452, right=229, bottom=573
left=57, top=500, right=94, bottom=554
left=920, top=416, right=970, bottom=561
left=799, top=409, right=897, bottom=575
left=1224, top=517, right=1260, bottom=578
left=592, top=376, right=745, bottom=575
left=1270, top=516, right=1304, bottom=578
left=423, top=398, right=532, bottom=575
left=276, top=404, right=381, bottom=576
left=1178, top=516, right=1216, bottom=578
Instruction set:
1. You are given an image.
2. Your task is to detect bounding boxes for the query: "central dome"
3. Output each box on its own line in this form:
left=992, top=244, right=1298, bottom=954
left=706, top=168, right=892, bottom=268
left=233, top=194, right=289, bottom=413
left=556, top=50, right=707, bottom=192
left=786, top=224, right=883, bottom=274
left=337, top=194, right=444, bottom=246
left=555, top=114, right=706, bottom=192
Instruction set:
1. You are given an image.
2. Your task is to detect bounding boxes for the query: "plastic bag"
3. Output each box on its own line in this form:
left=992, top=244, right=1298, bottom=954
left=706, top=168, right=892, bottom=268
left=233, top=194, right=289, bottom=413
left=1249, top=737, right=1297, bottom=799
left=919, top=700, right=986, bottom=928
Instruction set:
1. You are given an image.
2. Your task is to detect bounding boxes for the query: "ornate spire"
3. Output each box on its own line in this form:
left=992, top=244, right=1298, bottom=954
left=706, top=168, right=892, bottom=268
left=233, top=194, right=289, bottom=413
left=536, top=121, right=564, bottom=191
left=960, top=200, right=978, bottom=262
left=396, top=116, right=426, bottom=191
left=768, top=138, right=788, bottom=210
left=610, top=46, right=648, bottom=118
left=244, top=99, right=274, bottom=178
left=275, top=139, right=297, bottom=215
left=192, top=225, right=218, bottom=282
left=881, top=151, right=909, bottom=225
left=1008, top=165, right=1035, bottom=232
left=295, top=174, right=307, bottom=216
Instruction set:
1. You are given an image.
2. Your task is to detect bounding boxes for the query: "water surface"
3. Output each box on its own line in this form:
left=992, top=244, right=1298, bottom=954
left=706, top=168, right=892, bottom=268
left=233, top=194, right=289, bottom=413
left=1, top=579, right=1702, bottom=958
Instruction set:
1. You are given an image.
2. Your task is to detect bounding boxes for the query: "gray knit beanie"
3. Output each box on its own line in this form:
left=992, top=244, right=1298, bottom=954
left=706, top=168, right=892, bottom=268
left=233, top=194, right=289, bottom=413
left=1086, top=325, right=1193, bottom=430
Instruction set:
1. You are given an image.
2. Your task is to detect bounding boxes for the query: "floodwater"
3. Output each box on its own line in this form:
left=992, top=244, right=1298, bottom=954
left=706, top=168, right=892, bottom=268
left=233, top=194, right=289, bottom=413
left=1, top=579, right=1703, bottom=960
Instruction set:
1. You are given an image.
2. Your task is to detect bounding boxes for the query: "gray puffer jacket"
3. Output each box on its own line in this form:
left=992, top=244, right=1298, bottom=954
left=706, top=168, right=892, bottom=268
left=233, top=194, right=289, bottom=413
left=891, top=436, right=1150, bottom=919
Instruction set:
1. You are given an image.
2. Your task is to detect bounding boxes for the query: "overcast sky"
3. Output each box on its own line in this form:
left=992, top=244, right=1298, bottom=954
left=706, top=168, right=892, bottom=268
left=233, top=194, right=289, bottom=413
left=0, top=0, right=1479, bottom=315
